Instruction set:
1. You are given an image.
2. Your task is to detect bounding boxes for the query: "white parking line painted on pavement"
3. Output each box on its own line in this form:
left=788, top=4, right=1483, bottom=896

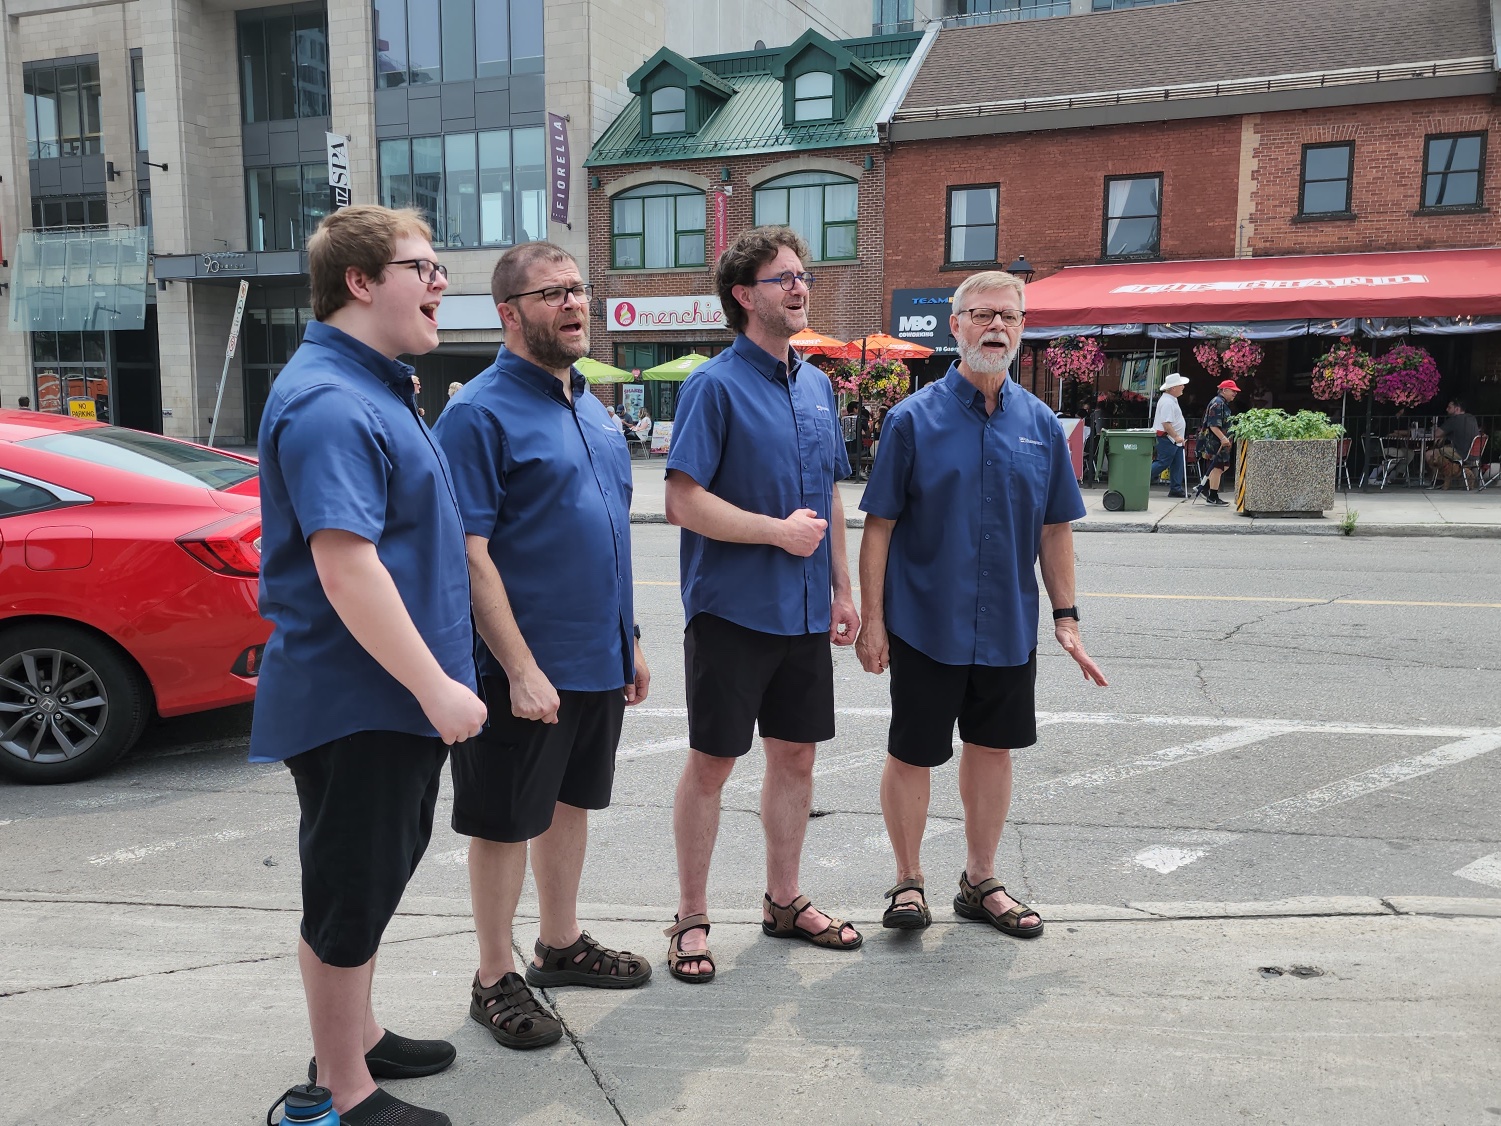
left=1454, top=853, right=1501, bottom=890
left=87, top=815, right=298, bottom=865
left=1245, top=734, right=1501, bottom=826
left=1035, top=728, right=1280, bottom=794
left=617, top=737, right=690, bottom=762
left=724, top=745, right=885, bottom=795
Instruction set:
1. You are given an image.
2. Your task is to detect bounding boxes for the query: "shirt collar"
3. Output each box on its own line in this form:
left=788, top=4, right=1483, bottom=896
left=731, top=332, right=800, bottom=385
left=494, top=345, right=587, bottom=405
left=304, top=321, right=415, bottom=390
left=943, top=363, right=1010, bottom=412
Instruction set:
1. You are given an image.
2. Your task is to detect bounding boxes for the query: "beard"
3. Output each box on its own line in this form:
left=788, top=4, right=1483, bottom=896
left=752, top=288, right=808, bottom=339
left=517, top=309, right=589, bottom=370
left=958, top=335, right=1015, bottom=377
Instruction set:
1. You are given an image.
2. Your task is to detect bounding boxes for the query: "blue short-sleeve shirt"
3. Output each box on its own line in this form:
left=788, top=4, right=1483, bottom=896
left=860, top=365, right=1086, bottom=667
left=250, top=321, right=477, bottom=763
left=432, top=348, right=634, bottom=691
left=667, top=333, right=849, bottom=637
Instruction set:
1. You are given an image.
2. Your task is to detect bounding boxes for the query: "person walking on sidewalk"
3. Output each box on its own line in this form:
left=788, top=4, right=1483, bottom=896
left=253, top=205, right=486, bottom=1126
left=662, top=226, right=862, bottom=984
left=1150, top=373, right=1190, bottom=498
left=1195, top=379, right=1240, bottom=506
left=432, top=242, right=653, bottom=1051
left=855, top=269, right=1108, bottom=941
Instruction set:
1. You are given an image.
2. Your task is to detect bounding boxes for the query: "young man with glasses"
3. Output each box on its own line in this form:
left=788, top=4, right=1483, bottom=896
left=855, top=270, right=1107, bottom=941
left=661, top=226, right=861, bottom=984
left=432, top=242, right=653, bottom=1050
left=254, top=206, right=486, bottom=1126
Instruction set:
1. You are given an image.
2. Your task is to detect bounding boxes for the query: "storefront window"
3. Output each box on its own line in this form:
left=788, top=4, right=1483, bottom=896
left=31, top=331, right=110, bottom=415
left=23, top=61, right=102, bottom=158
left=242, top=291, right=314, bottom=438
left=612, top=184, right=706, bottom=269
left=239, top=5, right=330, bottom=124
left=753, top=173, right=858, bottom=262
left=372, top=0, right=542, bottom=85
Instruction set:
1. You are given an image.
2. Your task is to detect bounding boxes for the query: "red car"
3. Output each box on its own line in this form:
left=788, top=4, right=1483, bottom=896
left=0, top=409, right=266, bottom=783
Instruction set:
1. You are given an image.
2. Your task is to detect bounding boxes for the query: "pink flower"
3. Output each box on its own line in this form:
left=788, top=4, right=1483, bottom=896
left=1373, top=344, right=1441, bottom=408
left=1045, top=336, right=1106, bottom=383
left=1310, top=341, right=1376, bottom=401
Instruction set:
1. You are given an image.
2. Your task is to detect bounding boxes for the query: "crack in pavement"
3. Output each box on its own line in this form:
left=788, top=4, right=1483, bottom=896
left=1217, top=594, right=1345, bottom=644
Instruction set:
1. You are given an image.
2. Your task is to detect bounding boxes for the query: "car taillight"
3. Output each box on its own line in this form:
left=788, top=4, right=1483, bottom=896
left=178, top=509, right=262, bottom=577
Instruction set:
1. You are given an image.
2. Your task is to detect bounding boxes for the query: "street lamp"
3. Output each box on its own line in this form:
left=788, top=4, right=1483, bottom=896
left=1006, top=255, right=1034, bottom=283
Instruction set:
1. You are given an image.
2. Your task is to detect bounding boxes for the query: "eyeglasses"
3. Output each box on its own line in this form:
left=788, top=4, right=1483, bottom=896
left=754, top=271, right=816, bottom=292
left=959, top=308, right=1024, bottom=329
left=505, top=282, right=593, bottom=307
left=389, top=258, right=448, bottom=284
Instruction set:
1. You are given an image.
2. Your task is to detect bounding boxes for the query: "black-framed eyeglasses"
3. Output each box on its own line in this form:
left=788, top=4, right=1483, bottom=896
left=959, top=307, right=1024, bottom=329
left=505, top=282, right=593, bottom=307
left=389, top=258, right=448, bottom=284
left=754, top=271, right=816, bottom=292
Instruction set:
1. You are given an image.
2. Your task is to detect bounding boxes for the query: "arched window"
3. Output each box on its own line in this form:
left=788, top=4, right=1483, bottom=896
left=650, top=86, right=686, bottom=134
left=752, top=172, right=857, bottom=262
left=792, top=71, right=834, bottom=122
left=612, top=183, right=706, bottom=269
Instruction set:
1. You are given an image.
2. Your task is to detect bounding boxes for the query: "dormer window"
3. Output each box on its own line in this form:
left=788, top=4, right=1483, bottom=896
left=793, top=72, right=833, bottom=122
left=650, top=87, right=686, bottom=134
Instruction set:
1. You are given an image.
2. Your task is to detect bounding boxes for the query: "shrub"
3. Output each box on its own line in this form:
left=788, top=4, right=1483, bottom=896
left=1229, top=408, right=1344, bottom=441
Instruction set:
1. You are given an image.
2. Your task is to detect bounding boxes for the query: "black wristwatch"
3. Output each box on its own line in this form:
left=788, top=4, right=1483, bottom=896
left=632, top=623, right=641, bottom=640
left=1052, top=607, right=1080, bottom=622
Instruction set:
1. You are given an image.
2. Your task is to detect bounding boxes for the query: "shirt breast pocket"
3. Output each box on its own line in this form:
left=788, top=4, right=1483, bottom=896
left=1007, top=440, right=1049, bottom=509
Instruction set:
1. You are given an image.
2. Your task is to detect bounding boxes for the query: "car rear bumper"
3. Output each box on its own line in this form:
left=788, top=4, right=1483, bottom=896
left=128, top=572, right=270, bottom=717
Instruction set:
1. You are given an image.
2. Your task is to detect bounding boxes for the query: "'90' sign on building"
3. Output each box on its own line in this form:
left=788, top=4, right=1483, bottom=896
left=608, top=296, right=726, bottom=331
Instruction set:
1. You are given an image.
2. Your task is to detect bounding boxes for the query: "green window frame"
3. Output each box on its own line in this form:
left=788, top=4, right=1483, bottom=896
left=752, top=172, right=858, bottom=262
left=649, top=86, right=687, bottom=135
left=611, top=183, right=706, bottom=269
left=792, top=71, right=834, bottom=123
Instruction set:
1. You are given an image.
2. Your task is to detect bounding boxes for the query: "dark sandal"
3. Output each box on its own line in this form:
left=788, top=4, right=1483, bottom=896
left=525, top=931, right=652, bottom=989
left=882, top=878, right=932, bottom=930
left=762, top=893, right=863, bottom=950
left=664, top=913, right=717, bottom=984
left=953, top=872, right=1044, bottom=939
left=470, top=971, right=564, bottom=1049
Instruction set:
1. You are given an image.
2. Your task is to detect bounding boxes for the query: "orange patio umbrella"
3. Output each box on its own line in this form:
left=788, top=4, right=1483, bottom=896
left=790, top=328, right=847, bottom=354
left=829, top=332, right=934, bottom=363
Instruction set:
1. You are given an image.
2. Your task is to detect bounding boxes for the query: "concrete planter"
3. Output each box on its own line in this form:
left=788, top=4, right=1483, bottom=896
left=1235, top=439, right=1337, bottom=516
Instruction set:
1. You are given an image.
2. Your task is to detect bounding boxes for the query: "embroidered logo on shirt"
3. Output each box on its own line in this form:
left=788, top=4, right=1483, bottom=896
left=815, top=404, right=830, bottom=412
left=1019, top=436, right=1045, bottom=446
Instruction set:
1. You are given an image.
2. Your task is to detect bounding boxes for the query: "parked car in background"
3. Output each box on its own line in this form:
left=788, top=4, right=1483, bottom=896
left=0, top=410, right=265, bottom=783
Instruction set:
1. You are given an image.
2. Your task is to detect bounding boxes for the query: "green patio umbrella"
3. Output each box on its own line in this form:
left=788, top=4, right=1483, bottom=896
left=575, top=356, right=634, bottom=384
left=642, top=353, right=709, bottom=381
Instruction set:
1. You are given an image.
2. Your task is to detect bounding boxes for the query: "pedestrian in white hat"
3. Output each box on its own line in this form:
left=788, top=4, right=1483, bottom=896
left=1151, top=373, right=1191, bottom=498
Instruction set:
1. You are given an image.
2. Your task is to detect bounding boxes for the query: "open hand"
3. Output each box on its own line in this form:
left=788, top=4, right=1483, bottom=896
left=1055, top=621, right=1108, bottom=686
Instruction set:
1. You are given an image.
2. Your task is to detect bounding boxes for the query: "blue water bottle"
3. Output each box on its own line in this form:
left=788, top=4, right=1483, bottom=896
left=267, top=1084, right=339, bottom=1126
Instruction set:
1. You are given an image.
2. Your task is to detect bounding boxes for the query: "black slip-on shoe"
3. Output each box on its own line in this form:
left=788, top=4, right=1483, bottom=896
left=309, top=1029, right=456, bottom=1084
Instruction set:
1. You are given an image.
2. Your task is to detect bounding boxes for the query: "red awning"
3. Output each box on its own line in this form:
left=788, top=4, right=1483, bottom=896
left=1023, top=248, right=1501, bottom=327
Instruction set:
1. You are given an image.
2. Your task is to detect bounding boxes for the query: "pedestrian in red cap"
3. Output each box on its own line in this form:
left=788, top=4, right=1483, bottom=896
left=1194, top=380, right=1240, bottom=505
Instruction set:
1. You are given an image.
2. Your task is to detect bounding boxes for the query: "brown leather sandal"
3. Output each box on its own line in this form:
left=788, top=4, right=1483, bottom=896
left=882, top=877, right=932, bottom=930
left=470, top=971, right=563, bottom=1049
left=526, top=931, right=652, bottom=989
left=762, top=893, right=863, bottom=949
left=953, top=872, right=1044, bottom=939
left=664, top=913, right=716, bottom=984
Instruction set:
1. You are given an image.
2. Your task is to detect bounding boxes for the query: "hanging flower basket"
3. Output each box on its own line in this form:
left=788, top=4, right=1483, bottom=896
left=1373, top=343, right=1441, bottom=408
left=823, top=357, right=910, bottom=409
left=1310, top=337, right=1376, bottom=401
left=1045, top=336, right=1106, bottom=383
left=1194, top=336, right=1263, bottom=381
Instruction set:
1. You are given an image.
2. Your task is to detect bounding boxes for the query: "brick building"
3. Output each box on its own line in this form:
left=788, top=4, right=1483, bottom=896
left=882, top=0, right=1501, bottom=426
left=582, top=30, right=926, bottom=423
left=0, top=0, right=871, bottom=440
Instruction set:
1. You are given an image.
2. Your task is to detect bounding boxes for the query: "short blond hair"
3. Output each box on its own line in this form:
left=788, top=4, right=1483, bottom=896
left=952, top=270, right=1025, bottom=316
left=308, top=205, right=433, bottom=321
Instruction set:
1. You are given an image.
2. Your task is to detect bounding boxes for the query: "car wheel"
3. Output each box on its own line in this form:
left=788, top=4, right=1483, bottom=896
left=0, top=624, right=151, bottom=784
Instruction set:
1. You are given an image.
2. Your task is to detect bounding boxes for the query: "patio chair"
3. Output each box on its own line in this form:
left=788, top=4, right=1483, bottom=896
left=1334, top=437, right=1353, bottom=491
left=1361, top=434, right=1408, bottom=490
left=1456, top=432, right=1488, bottom=492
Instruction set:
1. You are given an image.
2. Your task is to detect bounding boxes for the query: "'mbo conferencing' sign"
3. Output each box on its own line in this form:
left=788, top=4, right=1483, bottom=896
left=890, top=288, right=958, bottom=355
left=608, top=296, right=726, bottom=331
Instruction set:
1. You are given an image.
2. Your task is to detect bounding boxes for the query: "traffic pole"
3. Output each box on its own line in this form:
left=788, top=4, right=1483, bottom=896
left=207, top=279, right=250, bottom=446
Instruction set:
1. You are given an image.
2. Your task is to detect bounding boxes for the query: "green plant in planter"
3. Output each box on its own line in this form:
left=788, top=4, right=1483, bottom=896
left=1229, top=408, right=1344, bottom=442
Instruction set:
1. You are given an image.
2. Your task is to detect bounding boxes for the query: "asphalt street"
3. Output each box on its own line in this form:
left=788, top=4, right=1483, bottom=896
left=3, top=529, right=1499, bottom=1123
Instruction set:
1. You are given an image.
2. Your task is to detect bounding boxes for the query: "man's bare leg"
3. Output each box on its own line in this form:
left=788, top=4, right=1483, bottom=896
left=671, top=749, right=735, bottom=974
left=468, top=837, right=528, bottom=984
left=958, top=744, right=1040, bottom=929
left=760, top=737, right=857, bottom=942
left=880, top=754, right=931, bottom=916
left=531, top=802, right=588, bottom=960
left=299, top=940, right=377, bottom=1113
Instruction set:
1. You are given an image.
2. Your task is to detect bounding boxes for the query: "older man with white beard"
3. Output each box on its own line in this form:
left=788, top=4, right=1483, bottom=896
left=855, top=270, right=1108, bottom=941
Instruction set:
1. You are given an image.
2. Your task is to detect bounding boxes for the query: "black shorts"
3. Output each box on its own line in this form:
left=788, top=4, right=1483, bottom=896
left=285, top=730, right=448, bottom=968
left=450, top=672, right=625, bottom=843
left=684, top=612, right=835, bottom=758
left=887, top=633, right=1037, bottom=768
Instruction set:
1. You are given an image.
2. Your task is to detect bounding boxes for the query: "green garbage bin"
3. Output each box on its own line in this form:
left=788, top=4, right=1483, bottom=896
left=1102, top=429, right=1156, bottom=512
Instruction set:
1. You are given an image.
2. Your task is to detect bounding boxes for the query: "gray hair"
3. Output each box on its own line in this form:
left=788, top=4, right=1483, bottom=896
left=952, top=270, right=1025, bottom=315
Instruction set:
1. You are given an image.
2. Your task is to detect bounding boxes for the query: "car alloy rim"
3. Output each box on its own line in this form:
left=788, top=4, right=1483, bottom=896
left=0, top=649, right=110, bottom=764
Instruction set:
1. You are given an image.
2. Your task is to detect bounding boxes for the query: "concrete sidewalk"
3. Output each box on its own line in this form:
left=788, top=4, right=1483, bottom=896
left=4, top=893, right=1497, bottom=1124
left=626, top=459, right=1501, bottom=538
